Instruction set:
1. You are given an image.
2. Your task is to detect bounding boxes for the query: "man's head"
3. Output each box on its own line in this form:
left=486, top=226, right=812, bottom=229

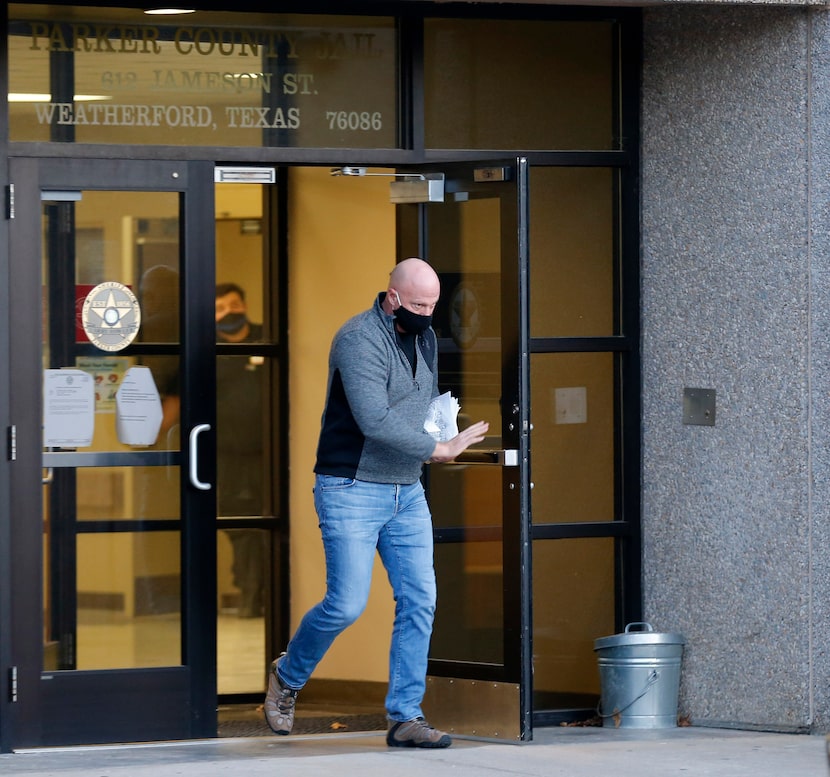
left=215, top=282, right=250, bottom=342
left=384, top=258, right=440, bottom=334
left=141, top=265, right=178, bottom=314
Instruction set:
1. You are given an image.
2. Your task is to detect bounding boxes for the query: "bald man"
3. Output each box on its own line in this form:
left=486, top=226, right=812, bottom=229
left=264, top=258, right=488, bottom=748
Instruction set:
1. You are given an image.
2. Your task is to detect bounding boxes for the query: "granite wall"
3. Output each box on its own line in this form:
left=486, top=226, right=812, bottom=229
left=642, top=4, right=829, bottom=732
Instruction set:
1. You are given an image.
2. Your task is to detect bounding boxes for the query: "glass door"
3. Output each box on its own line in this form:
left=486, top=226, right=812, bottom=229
left=8, top=158, right=217, bottom=747
left=398, top=159, right=532, bottom=741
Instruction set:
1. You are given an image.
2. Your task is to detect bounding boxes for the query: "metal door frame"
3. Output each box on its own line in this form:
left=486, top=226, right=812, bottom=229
left=7, top=157, right=218, bottom=748
left=395, top=158, right=533, bottom=741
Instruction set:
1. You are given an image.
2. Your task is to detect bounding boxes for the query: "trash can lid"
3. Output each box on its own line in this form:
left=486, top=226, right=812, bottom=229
left=593, top=622, right=685, bottom=650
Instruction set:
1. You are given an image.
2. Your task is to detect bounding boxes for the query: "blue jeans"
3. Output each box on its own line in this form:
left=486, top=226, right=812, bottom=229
left=278, top=475, right=437, bottom=722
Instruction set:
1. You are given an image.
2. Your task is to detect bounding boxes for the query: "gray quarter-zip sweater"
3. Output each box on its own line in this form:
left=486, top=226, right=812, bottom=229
left=314, top=292, right=439, bottom=484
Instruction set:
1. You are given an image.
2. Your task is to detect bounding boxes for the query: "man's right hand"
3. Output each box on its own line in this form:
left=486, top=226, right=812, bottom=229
left=429, top=420, right=489, bottom=463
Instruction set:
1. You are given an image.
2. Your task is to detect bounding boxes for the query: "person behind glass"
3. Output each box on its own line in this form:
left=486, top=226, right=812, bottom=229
left=264, top=258, right=489, bottom=749
left=216, top=283, right=266, bottom=618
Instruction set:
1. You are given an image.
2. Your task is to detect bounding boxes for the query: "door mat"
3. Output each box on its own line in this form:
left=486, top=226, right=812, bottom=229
left=218, top=706, right=388, bottom=737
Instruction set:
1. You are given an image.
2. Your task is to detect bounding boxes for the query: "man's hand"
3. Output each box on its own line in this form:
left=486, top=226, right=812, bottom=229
left=430, top=420, right=490, bottom=463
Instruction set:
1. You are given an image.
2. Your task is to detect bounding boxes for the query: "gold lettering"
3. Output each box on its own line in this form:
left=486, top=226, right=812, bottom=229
left=93, top=25, right=117, bottom=54
left=141, top=27, right=161, bottom=55
left=317, top=32, right=348, bottom=60
left=217, top=33, right=235, bottom=57
left=119, top=26, right=139, bottom=54
left=239, top=30, right=260, bottom=58
left=21, top=20, right=374, bottom=61
left=175, top=28, right=194, bottom=54
left=193, top=28, right=215, bottom=55
left=47, top=24, right=70, bottom=52
left=71, top=24, right=92, bottom=52
left=28, top=22, right=50, bottom=51
left=283, top=33, right=300, bottom=59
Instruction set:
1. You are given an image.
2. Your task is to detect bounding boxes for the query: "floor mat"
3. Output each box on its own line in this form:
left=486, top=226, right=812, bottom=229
left=218, top=706, right=388, bottom=737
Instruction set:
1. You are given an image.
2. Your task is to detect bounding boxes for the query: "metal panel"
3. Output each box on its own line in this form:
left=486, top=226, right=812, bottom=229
left=424, top=676, right=521, bottom=741
left=39, top=668, right=191, bottom=746
left=683, top=388, right=716, bottom=426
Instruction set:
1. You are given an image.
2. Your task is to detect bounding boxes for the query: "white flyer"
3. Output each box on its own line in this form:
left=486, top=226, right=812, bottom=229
left=43, top=369, right=95, bottom=447
left=424, top=391, right=460, bottom=442
left=115, top=366, right=163, bottom=446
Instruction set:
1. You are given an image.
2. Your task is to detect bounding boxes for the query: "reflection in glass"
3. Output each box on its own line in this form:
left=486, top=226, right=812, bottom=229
left=430, top=465, right=503, bottom=664
left=531, top=352, right=615, bottom=524
left=432, top=541, right=503, bottom=664
left=217, top=529, right=267, bottom=694
left=72, top=532, right=181, bottom=670
left=428, top=196, right=502, bottom=432
left=530, top=168, right=615, bottom=337
left=75, top=466, right=180, bottom=522
left=532, top=538, right=614, bottom=710
left=216, top=355, right=268, bottom=518
left=425, top=188, right=505, bottom=665
left=425, top=19, right=614, bottom=150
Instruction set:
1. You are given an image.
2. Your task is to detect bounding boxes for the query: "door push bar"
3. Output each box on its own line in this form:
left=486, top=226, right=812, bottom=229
left=452, top=449, right=519, bottom=466
left=188, top=423, right=211, bottom=490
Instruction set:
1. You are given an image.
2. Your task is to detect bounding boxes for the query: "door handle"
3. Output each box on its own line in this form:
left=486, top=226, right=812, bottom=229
left=188, top=423, right=211, bottom=490
left=451, top=449, right=519, bottom=466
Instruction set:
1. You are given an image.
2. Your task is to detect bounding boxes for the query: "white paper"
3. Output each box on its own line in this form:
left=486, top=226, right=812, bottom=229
left=424, top=391, right=460, bottom=442
left=43, top=369, right=95, bottom=447
left=115, top=366, right=163, bottom=446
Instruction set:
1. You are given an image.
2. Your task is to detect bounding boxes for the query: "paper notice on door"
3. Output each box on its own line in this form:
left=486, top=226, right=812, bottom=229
left=43, top=369, right=95, bottom=447
left=115, top=366, right=163, bottom=446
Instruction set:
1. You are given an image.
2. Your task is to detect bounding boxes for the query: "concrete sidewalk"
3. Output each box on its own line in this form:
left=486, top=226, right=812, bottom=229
left=0, top=726, right=826, bottom=777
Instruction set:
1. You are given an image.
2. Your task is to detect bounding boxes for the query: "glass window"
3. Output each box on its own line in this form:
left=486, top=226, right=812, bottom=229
left=214, top=181, right=274, bottom=690
left=425, top=19, right=615, bottom=150
left=532, top=538, right=614, bottom=710
left=432, top=541, right=504, bottom=664
left=71, top=532, right=182, bottom=670
left=217, top=529, right=268, bottom=693
left=9, top=6, right=397, bottom=148
left=530, top=168, right=616, bottom=337
left=531, top=352, right=616, bottom=524
left=41, top=187, right=184, bottom=673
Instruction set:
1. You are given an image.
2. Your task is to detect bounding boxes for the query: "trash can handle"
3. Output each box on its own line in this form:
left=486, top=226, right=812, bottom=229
left=624, top=622, right=654, bottom=633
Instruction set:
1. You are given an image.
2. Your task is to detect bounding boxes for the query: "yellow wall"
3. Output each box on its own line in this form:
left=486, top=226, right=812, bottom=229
left=288, top=167, right=398, bottom=682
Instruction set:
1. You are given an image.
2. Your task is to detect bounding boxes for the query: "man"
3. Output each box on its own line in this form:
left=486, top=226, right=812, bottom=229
left=216, top=283, right=266, bottom=618
left=264, top=258, right=488, bottom=748
left=216, top=282, right=258, bottom=344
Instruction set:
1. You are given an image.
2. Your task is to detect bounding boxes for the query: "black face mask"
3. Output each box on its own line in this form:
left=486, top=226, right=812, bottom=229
left=393, top=293, right=433, bottom=334
left=216, top=312, right=248, bottom=335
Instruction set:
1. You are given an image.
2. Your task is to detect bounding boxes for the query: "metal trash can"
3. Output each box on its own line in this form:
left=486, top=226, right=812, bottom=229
left=594, top=622, right=685, bottom=729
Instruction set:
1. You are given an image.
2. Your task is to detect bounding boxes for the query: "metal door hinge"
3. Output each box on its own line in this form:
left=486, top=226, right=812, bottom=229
left=6, top=183, right=14, bottom=219
left=9, top=666, right=18, bottom=702
left=7, top=425, right=16, bottom=461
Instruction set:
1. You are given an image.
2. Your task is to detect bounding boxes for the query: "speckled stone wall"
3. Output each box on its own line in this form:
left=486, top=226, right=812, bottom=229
left=807, top=8, right=830, bottom=736
left=642, top=5, right=829, bottom=732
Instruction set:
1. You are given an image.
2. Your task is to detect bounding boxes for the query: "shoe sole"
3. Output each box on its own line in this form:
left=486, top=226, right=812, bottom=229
left=387, top=737, right=452, bottom=748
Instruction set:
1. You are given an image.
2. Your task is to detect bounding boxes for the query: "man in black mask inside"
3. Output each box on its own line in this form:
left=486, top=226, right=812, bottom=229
left=216, top=282, right=266, bottom=617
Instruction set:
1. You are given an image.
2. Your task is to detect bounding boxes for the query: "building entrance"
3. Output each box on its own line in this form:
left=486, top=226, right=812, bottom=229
left=5, top=156, right=637, bottom=748
left=7, top=156, right=534, bottom=746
